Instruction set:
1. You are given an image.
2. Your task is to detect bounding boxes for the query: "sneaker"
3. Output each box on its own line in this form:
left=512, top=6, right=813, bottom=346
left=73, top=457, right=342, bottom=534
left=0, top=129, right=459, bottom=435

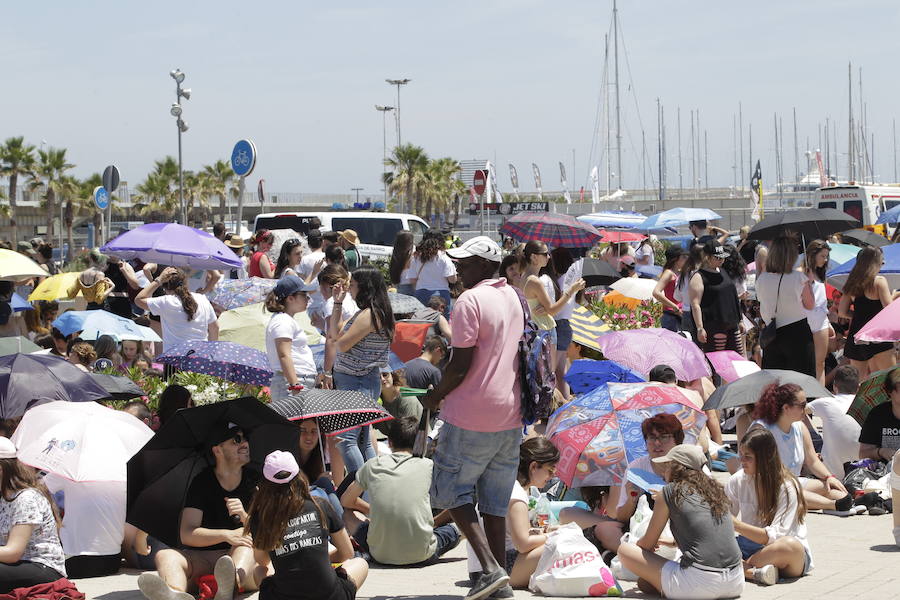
left=894, top=526, right=900, bottom=547
left=213, top=555, right=236, bottom=600
left=834, top=493, right=854, bottom=512
left=752, top=564, right=778, bottom=586
left=823, top=505, right=867, bottom=517
left=488, top=584, right=514, bottom=598
left=467, top=569, right=511, bottom=600
left=137, top=573, right=194, bottom=600
left=855, top=491, right=886, bottom=515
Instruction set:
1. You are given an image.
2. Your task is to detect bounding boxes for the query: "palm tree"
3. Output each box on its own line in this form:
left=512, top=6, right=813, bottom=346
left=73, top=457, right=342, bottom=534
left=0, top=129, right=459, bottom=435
left=77, top=174, right=104, bottom=247
left=200, top=160, right=234, bottom=225
left=59, top=175, right=84, bottom=262
left=425, top=157, right=463, bottom=225
left=384, top=144, right=429, bottom=215
left=0, top=137, right=36, bottom=244
left=134, top=172, right=177, bottom=221
left=30, top=147, right=75, bottom=245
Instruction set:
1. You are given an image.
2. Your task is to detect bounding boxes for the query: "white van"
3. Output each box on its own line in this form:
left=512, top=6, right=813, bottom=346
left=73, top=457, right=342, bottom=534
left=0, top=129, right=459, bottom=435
left=252, top=211, right=429, bottom=259
left=815, top=185, right=900, bottom=233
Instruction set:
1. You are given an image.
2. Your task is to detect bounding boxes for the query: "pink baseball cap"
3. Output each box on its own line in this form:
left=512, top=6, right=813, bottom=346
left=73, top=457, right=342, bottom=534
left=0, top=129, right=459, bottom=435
left=263, top=450, right=300, bottom=484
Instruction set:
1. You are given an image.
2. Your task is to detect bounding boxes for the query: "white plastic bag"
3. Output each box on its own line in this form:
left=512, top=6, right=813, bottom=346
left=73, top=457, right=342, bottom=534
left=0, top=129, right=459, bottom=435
left=610, top=495, right=679, bottom=582
left=529, top=523, right=622, bottom=597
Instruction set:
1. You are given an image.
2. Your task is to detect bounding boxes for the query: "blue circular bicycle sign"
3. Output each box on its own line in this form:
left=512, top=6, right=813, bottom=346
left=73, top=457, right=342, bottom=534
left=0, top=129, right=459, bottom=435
left=93, top=186, right=110, bottom=210
left=231, top=139, right=257, bottom=177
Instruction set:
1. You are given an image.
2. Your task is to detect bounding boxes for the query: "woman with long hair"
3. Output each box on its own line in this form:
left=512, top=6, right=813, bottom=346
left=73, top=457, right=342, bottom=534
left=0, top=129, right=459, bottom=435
left=755, top=236, right=816, bottom=374
left=802, top=240, right=835, bottom=384
left=653, top=246, right=689, bottom=332
left=751, top=383, right=854, bottom=512
left=156, top=384, right=193, bottom=426
left=409, top=231, right=457, bottom=317
left=264, top=275, right=318, bottom=400
left=727, top=428, right=812, bottom=586
left=674, top=243, right=703, bottom=337
left=550, top=248, right=578, bottom=401
left=617, top=444, right=744, bottom=599
left=119, top=340, right=152, bottom=371
left=520, top=240, right=585, bottom=347
left=294, top=418, right=343, bottom=518
left=722, top=244, right=748, bottom=300
left=246, top=451, right=367, bottom=600
left=248, top=230, right=275, bottom=278
left=273, top=238, right=304, bottom=279
left=327, top=266, right=394, bottom=482
left=498, top=254, right=522, bottom=288
left=389, top=231, right=416, bottom=296
left=0, top=438, right=66, bottom=592
left=689, top=240, right=743, bottom=353
left=135, top=267, right=218, bottom=353
left=92, top=334, right=122, bottom=368
left=839, top=246, right=897, bottom=378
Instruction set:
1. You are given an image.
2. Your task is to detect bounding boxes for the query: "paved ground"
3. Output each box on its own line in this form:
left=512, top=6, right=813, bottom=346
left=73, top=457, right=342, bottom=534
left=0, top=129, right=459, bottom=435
left=80, top=510, right=898, bottom=600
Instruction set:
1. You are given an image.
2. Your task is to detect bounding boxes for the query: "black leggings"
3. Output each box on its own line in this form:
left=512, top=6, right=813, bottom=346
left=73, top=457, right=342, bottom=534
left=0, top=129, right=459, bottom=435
left=65, top=554, right=121, bottom=578
left=0, top=560, right=63, bottom=594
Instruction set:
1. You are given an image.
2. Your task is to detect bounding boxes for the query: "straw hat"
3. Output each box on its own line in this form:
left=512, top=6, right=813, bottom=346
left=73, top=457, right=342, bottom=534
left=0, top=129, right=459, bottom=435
left=225, top=234, right=246, bottom=249
left=340, top=229, right=360, bottom=246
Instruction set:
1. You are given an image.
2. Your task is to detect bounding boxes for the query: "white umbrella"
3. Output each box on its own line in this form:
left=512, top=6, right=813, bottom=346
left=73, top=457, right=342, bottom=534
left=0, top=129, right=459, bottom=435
left=11, top=401, right=154, bottom=482
left=610, top=277, right=657, bottom=301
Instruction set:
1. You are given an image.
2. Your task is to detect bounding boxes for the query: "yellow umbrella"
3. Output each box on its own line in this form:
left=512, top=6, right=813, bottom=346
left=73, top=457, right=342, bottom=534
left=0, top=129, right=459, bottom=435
left=218, top=302, right=322, bottom=352
left=28, top=272, right=82, bottom=301
left=0, top=249, right=46, bottom=281
left=570, top=305, right=610, bottom=352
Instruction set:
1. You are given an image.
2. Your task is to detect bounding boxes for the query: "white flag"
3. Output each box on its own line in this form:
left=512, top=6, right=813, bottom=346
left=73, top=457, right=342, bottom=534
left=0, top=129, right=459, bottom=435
left=559, top=161, right=573, bottom=204
left=532, top=163, right=543, bottom=201
left=487, top=161, right=503, bottom=204
left=508, top=164, right=520, bottom=200
left=590, top=166, right=600, bottom=204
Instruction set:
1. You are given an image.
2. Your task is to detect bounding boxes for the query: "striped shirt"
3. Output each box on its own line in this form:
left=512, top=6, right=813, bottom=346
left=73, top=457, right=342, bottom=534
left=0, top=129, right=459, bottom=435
left=334, top=311, right=391, bottom=376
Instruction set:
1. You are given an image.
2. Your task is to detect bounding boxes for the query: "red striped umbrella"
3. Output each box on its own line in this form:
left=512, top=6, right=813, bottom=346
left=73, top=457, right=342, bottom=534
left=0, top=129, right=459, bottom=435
left=500, top=212, right=602, bottom=248
left=597, top=229, right=647, bottom=243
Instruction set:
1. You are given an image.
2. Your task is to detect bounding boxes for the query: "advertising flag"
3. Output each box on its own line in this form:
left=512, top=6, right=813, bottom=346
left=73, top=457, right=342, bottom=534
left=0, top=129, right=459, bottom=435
left=559, top=162, right=573, bottom=204
left=532, top=163, right=543, bottom=201
left=508, top=163, right=520, bottom=200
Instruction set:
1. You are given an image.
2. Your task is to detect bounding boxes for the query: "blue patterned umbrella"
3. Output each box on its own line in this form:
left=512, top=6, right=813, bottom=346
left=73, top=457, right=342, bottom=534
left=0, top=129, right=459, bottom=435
left=207, top=277, right=277, bottom=311
left=156, top=340, right=273, bottom=386
left=564, top=359, right=645, bottom=395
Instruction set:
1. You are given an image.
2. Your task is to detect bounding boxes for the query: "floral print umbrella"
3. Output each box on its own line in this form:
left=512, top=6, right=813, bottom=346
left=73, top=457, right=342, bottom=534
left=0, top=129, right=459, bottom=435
left=207, top=277, right=278, bottom=311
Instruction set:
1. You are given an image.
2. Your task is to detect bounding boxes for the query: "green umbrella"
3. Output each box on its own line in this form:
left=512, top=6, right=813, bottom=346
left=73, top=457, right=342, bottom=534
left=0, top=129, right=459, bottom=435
left=0, top=337, right=41, bottom=356
left=848, top=366, right=899, bottom=426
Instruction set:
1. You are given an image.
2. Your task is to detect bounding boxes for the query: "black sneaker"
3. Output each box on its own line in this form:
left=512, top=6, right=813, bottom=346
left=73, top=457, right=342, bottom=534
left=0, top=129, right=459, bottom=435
left=488, top=584, right=514, bottom=598
left=834, top=493, right=854, bottom=512
left=467, top=570, right=511, bottom=600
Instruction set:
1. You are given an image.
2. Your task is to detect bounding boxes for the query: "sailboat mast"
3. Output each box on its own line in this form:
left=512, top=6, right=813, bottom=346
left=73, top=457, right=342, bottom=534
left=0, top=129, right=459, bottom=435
left=613, top=0, right=623, bottom=191
left=657, top=98, right=664, bottom=202
left=739, top=102, right=745, bottom=196
left=893, top=118, right=897, bottom=183
left=848, top=62, right=855, bottom=182
left=793, top=107, right=799, bottom=183
left=704, top=129, right=709, bottom=192
left=604, top=34, right=611, bottom=197
left=677, top=107, right=683, bottom=196
left=733, top=115, right=738, bottom=195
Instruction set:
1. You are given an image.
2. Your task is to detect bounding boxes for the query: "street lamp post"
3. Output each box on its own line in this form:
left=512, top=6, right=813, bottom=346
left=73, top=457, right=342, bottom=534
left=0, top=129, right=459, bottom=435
left=375, top=105, right=394, bottom=205
left=170, top=69, right=191, bottom=225
left=351, top=188, right=364, bottom=205
left=385, top=78, right=410, bottom=148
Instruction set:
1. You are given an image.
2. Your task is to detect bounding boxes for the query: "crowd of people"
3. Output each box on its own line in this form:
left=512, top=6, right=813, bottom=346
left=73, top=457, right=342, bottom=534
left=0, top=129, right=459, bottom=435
left=0, top=216, right=898, bottom=600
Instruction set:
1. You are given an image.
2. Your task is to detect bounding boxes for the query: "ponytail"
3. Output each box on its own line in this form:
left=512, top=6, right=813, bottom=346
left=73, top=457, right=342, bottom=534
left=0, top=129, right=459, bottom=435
left=163, top=268, right=197, bottom=321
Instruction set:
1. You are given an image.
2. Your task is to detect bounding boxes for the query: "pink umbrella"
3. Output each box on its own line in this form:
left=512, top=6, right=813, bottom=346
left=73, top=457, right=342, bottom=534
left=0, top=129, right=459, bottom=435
left=705, top=350, right=760, bottom=383
left=855, top=298, right=900, bottom=343
left=596, top=328, right=711, bottom=381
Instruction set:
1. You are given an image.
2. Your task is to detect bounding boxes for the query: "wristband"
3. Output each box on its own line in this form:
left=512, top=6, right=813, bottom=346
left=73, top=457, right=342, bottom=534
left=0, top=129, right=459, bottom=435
left=287, top=383, right=304, bottom=391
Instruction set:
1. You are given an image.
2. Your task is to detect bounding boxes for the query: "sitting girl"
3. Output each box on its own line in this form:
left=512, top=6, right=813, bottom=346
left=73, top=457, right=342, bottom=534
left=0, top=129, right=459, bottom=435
left=727, top=428, right=812, bottom=586
left=618, top=444, right=743, bottom=600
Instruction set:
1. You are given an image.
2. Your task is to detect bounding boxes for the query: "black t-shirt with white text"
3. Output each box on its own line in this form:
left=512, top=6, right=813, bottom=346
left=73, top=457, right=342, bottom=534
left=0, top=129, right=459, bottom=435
left=859, top=402, right=900, bottom=452
left=183, top=467, right=257, bottom=550
left=250, top=499, right=344, bottom=600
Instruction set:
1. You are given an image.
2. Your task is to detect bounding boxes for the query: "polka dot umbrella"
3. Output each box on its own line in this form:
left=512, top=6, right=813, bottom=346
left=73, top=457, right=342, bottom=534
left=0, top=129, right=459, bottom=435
left=156, top=340, right=273, bottom=386
left=267, top=388, right=393, bottom=435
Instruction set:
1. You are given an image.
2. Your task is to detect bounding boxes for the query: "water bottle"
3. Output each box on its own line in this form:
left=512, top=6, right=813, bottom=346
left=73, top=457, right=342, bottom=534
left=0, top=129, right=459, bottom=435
left=535, top=491, right=551, bottom=530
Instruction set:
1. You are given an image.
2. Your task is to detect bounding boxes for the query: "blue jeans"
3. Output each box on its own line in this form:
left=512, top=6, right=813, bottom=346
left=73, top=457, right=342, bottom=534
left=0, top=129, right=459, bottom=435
left=396, top=283, right=415, bottom=297
left=332, top=368, right=380, bottom=474
left=311, top=476, right=343, bottom=518
left=414, top=289, right=452, bottom=318
left=354, top=521, right=460, bottom=565
left=661, top=311, right=681, bottom=332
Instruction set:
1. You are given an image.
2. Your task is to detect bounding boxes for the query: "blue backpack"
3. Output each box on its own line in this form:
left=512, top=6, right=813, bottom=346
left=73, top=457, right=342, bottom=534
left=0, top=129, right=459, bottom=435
left=512, top=288, right=557, bottom=425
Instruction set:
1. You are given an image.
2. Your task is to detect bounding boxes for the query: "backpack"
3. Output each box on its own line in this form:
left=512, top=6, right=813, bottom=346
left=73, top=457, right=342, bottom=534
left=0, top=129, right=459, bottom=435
left=512, top=288, right=557, bottom=425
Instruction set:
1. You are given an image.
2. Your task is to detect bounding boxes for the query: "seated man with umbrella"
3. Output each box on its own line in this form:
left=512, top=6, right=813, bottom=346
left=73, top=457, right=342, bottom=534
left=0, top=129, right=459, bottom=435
left=137, top=423, right=260, bottom=600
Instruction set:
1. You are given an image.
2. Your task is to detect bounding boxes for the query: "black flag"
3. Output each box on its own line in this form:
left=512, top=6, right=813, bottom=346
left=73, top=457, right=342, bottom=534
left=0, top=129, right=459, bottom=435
left=750, top=160, right=762, bottom=200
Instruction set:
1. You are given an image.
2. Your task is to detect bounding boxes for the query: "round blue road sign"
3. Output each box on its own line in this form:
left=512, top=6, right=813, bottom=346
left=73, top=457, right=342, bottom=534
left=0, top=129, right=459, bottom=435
left=231, top=139, right=257, bottom=177
left=93, top=186, right=110, bottom=210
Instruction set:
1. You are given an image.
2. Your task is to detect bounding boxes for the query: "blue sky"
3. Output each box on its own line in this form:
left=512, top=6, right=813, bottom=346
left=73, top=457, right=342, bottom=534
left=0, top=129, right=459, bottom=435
left=4, top=1, right=900, bottom=197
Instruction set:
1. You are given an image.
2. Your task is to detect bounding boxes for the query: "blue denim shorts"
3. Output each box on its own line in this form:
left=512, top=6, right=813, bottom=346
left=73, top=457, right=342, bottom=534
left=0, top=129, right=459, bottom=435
left=429, top=422, right=522, bottom=517
left=555, top=319, right=573, bottom=351
left=736, top=535, right=812, bottom=576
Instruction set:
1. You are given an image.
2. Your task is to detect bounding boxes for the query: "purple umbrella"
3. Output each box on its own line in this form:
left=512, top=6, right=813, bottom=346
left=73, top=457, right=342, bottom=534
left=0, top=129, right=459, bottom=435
left=101, top=223, right=242, bottom=271
left=596, top=328, right=711, bottom=381
left=0, top=353, right=110, bottom=418
left=156, top=340, right=273, bottom=386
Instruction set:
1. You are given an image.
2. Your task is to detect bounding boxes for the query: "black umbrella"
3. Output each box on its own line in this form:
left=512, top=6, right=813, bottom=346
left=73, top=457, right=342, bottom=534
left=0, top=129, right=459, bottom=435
left=0, top=353, right=109, bottom=418
left=747, top=208, right=859, bottom=241
left=840, top=228, right=890, bottom=248
left=90, top=373, right=145, bottom=400
left=702, top=369, right=831, bottom=411
left=581, top=258, right=622, bottom=287
left=126, top=397, right=299, bottom=548
left=267, top=388, right=393, bottom=435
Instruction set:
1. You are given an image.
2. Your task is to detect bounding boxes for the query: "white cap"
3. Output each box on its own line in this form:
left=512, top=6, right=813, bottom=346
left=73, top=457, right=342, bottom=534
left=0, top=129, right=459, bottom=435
left=0, top=437, right=17, bottom=459
left=446, top=236, right=503, bottom=262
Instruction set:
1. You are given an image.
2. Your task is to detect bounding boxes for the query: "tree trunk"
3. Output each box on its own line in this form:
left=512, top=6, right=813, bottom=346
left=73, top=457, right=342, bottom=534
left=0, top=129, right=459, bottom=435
left=92, top=211, right=102, bottom=246
left=425, top=196, right=433, bottom=225
left=405, top=181, right=413, bottom=215
left=220, top=193, right=227, bottom=226
left=8, top=174, right=18, bottom=245
left=65, top=199, right=74, bottom=263
left=45, top=188, right=55, bottom=246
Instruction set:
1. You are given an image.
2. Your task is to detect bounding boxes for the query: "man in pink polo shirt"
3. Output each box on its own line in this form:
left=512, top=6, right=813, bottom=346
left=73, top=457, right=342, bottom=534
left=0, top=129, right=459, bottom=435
left=423, top=236, right=523, bottom=600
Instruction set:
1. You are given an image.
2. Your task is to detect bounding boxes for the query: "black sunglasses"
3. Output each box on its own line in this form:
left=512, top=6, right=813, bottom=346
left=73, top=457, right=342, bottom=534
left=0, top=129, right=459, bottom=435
left=230, top=432, right=246, bottom=445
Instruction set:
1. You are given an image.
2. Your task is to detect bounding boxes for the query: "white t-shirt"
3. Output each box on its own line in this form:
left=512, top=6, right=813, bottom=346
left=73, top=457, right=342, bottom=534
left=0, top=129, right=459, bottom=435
left=322, top=296, right=359, bottom=336
left=45, top=476, right=126, bottom=557
left=265, top=312, right=316, bottom=378
left=299, top=250, right=325, bottom=279
left=805, top=279, right=829, bottom=332
left=725, top=469, right=813, bottom=570
left=634, top=242, right=654, bottom=265
left=145, top=293, right=217, bottom=352
left=756, top=271, right=809, bottom=327
left=751, top=420, right=805, bottom=476
left=808, top=394, right=861, bottom=476
left=410, top=253, right=456, bottom=291
left=400, top=261, right=417, bottom=286
left=505, top=481, right=530, bottom=553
